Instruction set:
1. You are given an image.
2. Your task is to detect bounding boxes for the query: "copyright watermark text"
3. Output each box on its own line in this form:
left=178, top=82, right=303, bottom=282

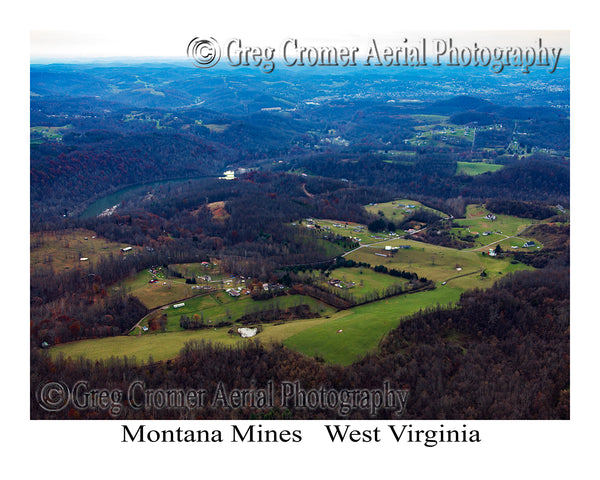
left=35, top=380, right=408, bottom=418
left=186, top=37, right=563, bottom=74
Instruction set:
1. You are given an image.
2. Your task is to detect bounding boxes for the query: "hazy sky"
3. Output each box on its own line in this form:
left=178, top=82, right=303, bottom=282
left=28, top=0, right=570, bottom=60
left=31, top=30, right=569, bottom=61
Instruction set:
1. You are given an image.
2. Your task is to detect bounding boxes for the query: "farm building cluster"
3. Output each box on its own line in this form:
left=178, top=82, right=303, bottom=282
left=327, top=278, right=356, bottom=289
left=394, top=202, right=416, bottom=213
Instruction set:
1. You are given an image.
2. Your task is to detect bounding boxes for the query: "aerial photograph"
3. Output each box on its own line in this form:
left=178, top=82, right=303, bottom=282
left=13, top=0, right=598, bottom=473
left=29, top=30, right=570, bottom=423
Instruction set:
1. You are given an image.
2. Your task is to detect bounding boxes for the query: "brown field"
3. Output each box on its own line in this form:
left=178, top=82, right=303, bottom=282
left=191, top=201, right=230, bottom=222
left=207, top=201, right=230, bottom=221
left=30, top=229, right=135, bottom=271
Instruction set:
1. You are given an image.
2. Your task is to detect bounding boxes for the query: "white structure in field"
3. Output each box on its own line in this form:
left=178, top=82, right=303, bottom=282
left=238, top=327, right=258, bottom=338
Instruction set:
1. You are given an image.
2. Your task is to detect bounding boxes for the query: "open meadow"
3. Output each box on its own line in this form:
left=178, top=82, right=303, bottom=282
left=450, top=204, right=547, bottom=250
left=284, top=285, right=464, bottom=364
left=135, top=292, right=336, bottom=334
left=30, top=229, right=134, bottom=272
left=455, top=161, right=504, bottom=176
left=346, top=238, right=533, bottom=289
left=49, top=285, right=462, bottom=365
left=364, top=198, right=449, bottom=223
left=117, top=262, right=225, bottom=309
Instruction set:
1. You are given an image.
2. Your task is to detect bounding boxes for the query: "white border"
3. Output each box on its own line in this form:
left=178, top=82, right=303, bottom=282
left=4, top=1, right=596, bottom=478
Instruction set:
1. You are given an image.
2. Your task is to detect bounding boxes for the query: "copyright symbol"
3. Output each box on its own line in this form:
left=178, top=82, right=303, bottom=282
left=37, top=381, right=70, bottom=412
left=187, top=37, right=220, bottom=69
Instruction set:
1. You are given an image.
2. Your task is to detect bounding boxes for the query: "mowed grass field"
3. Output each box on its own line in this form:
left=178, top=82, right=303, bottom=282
left=456, top=204, right=540, bottom=237
left=456, top=161, right=504, bottom=176
left=364, top=198, right=448, bottom=223
left=118, top=263, right=225, bottom=309
left=308, top=219, right=397, bottom=245
left=49, top=286, right=461, bottom=365
left=30, top=229, right=134, bottom=271
left=136, top=293, right=336, bottom=334
left=284, top=285, right=464, bottom=365
left=346, top=238, right=533, bottom=290
left=321, top=267, right=407, bottom=296
left=49, top=314, right=341, bottom=363
left=451, top=204, right=545, bottom=250
left=118, top=270, right=196, bottom=309
left=49, top=293, right=338, bottom=363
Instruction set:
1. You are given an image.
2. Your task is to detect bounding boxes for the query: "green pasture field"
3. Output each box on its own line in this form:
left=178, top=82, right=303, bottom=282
left=284, top=285, right=464, bottom=365
left=346, top=238, right=533, bottom=290
left=447, top=226, right=543, bottom=251
left=321, top=267, right=407, bottom=296
left=135, top=293, right=336, bottom=334
left=49, top=294, right=337, bottom=363
left=456, top=161, right=504, bottom=176
left=450, top=227, right=505, bottom=247
left=454, top=204, right=542, bottom=237
left=30, top=125, right=71, bottom=141
left=49, top=314, right=340, bottom=364
left=364, top=198, right=448, bottom=223
left=118, top=270, right=199, bottom=309
left=118, top=262, right=230, bottom=309
left=48, top=287, right=461, bottom=365
left=481, top=236, right=544, bottom=253
left=45, top=207, right=538, bottom=367
left=47, top=243, right=532, bottom=366
left=407, top=123, right=475, bottom=147
left=306, top=219, right=400, bottom=245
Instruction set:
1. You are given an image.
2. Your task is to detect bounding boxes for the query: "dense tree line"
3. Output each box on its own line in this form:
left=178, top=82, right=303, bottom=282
left=485, top=199, right=558, bottom=219
left=396, top=209, right=444, bottom=230
left=179, top=315, right=231, bottom=330
left=510, top=223, right=570, bottom=269
left=238, top=304, right=319, bottom=325
left=373, top=265, right=425, bottom=282
left=292, top=269, right=433, bottom=308
left=374, top=267, right=569, bottom=419
left=410, top=224, right=475, bottom=250
left=31, top=291, right=147, bottom=346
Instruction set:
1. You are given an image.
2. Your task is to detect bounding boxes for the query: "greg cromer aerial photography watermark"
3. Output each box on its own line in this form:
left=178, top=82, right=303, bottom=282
left=36, top=380, right=409, bottom=418
left=187, top=37, right=563, bottom=74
